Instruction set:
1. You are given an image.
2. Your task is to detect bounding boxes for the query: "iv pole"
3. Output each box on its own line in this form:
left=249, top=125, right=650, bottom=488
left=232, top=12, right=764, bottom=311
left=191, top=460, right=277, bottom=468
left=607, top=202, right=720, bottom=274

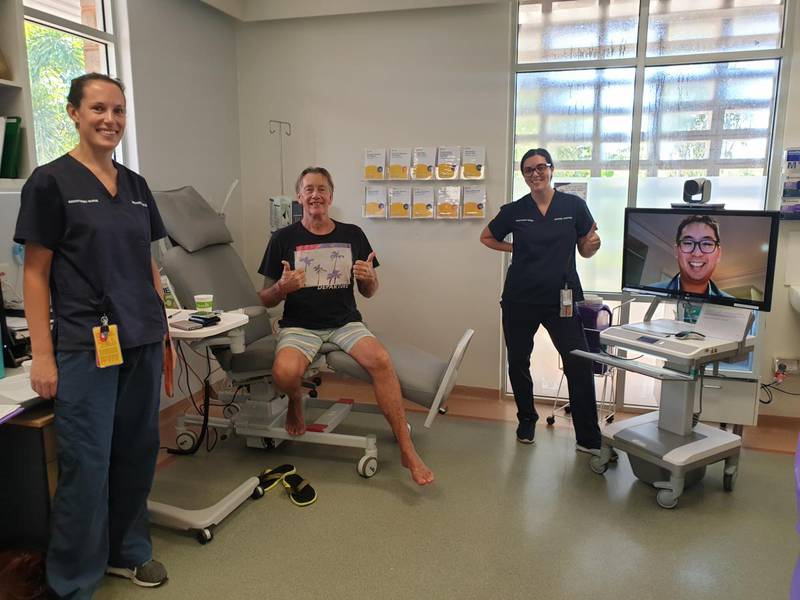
left=269, top=120, right=292, bottom=195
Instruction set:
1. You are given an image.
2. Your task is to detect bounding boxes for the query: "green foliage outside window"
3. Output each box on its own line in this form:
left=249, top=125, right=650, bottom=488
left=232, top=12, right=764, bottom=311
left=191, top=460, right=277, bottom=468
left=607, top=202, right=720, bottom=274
left=25, top=21, right=84, bottom=165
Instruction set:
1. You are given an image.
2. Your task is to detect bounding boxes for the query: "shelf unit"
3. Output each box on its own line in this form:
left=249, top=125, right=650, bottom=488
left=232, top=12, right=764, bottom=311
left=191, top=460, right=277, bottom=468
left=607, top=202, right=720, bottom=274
left=0, top=0, right=37, bottom=187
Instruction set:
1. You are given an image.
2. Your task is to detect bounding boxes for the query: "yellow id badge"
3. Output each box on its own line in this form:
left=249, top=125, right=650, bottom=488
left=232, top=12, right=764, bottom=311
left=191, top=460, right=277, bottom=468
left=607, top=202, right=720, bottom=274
left=93, top=324, right=123, bottom=368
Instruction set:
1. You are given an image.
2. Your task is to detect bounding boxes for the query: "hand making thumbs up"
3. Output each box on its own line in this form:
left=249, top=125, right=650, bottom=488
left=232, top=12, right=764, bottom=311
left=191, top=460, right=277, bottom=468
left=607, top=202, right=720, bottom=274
left=580, top=222, right=601, bottom=255
left=278, top=259, right=306, bottom=294
left=353, top=251, right=377, bottom=282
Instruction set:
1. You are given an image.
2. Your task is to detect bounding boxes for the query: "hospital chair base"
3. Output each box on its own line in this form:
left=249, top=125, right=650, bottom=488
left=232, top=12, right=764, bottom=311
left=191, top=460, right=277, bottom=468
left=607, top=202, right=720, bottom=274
left=147, top=475, right=265, bottom=545
left=173, top=393, right=382, bottom=478
left=590, top=411, right=741, bottom=509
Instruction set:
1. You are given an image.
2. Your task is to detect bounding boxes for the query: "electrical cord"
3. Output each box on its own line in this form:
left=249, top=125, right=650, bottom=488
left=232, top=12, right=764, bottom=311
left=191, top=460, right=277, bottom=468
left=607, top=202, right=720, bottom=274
left=601, top=348, right=645, bottom=361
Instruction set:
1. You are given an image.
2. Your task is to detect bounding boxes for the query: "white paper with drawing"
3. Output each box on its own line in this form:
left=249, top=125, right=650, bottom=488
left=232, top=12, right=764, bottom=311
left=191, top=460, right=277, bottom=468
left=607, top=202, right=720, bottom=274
left=295, top=243, right=352, bottom=289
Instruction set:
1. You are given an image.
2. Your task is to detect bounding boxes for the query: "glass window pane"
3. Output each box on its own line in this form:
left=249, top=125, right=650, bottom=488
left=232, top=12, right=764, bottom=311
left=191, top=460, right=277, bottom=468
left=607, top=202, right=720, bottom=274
left=25, top=20, right=109, bottom=165
left=518, top=0, right=640, bottom=63
left=637, top=61, right=777, bottom=209
left=647, top=0, right=784, bottom=57
left=514, top=68, right=635, bottom=293
left=24, top=0, right=107, bottom=31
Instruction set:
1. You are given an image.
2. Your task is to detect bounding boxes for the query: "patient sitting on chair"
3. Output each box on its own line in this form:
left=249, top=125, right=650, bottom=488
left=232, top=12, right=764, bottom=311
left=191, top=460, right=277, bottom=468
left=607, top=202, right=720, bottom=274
left=258, top=166, right=434, bottom=486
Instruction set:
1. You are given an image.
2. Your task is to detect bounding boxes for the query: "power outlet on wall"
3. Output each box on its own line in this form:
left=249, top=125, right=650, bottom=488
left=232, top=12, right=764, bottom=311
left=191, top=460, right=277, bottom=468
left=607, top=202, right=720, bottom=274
left=774, top=358, right=800, bottom=375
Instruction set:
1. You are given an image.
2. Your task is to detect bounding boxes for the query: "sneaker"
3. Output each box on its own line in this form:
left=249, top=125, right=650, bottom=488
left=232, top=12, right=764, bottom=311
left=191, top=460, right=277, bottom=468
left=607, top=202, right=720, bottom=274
left=576, top=444, right=619, bottom=462
left=107, top=559, right=168, bottom=588
left=516, top=418, right=538, bottom=444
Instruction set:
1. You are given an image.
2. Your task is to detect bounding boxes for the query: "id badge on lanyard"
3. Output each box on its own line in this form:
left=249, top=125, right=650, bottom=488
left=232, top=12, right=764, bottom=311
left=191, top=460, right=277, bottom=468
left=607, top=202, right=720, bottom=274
left=92, top=314, right=123, bottom=368
left=559, top=285, right=573, bottom=318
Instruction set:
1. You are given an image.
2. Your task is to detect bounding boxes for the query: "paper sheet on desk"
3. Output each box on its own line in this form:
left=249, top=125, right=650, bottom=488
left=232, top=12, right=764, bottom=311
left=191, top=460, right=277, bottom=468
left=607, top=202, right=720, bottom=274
left=0, top=373, right=38, bottom=404
left=695, top=304, right=751, bottom=341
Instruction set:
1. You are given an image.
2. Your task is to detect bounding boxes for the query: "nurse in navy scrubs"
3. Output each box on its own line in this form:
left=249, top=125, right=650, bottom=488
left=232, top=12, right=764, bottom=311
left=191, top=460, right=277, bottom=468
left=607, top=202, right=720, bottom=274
left=15, top=74, right=169, bottom=598
left=480, top=148, right=603, bottom=453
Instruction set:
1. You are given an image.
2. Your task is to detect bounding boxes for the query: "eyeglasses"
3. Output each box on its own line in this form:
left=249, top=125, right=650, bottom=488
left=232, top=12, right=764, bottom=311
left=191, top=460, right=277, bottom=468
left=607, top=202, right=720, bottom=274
left=522, top=164, right=552, bottom=177
left=678, top=238, right=719, bottom=254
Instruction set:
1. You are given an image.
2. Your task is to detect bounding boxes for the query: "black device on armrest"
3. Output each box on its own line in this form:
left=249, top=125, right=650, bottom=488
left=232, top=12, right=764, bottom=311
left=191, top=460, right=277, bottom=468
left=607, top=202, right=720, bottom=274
left=188, top=311, right=220, bottom=326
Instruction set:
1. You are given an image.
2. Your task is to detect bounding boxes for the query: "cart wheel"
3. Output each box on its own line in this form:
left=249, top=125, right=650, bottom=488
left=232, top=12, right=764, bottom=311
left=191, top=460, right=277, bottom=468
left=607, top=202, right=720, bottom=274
left=656, top=489, right=679, bottom=509
left=196, top=528, right=213, bottom=545
left=438, top=406, right=448, bottom=415
left=176, top=431, right=197, bottom=451
left=308, top=389, right=318, bottom=398
left=589, top=456, right=608, bottom=474
left=564, top=405, right=571, bottom=415
left=312, top=377, right=322, bottom=386
left=261, top=437, right=274, bottom=449
left=605, top=415, right=615, bottom=424
left=222, top=403, right=240, bottom=419
left=723, top=471, right=737, bottom=492
left=546, top=416, right=555, bottom=426
left=251, top=485, right=265, bottom=500
left=357, top=455, right=378, bottom=478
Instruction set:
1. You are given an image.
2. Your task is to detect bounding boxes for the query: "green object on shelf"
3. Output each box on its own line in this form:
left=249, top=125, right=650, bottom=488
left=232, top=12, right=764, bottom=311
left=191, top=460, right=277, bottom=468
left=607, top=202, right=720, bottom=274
left=0, top=117, right=23, bottom=179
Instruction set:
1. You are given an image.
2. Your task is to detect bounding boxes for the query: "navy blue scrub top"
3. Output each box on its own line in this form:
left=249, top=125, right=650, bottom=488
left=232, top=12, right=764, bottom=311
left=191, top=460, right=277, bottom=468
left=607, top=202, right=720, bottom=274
left=488, top=190, right=594, bottom=305
left=14, top=154, right=168, bottom=351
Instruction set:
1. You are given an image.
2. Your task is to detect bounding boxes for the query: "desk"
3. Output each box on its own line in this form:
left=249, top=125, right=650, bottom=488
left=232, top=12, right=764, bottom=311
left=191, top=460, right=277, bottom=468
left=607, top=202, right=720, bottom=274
left=0, top=403, right=56, bottom=551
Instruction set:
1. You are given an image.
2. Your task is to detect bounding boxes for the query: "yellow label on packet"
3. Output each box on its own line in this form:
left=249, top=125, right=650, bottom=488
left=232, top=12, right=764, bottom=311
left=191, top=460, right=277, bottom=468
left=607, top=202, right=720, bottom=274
left=364, top=165, right=384, bottom=180
left=388, top=164, right=408, bottom=179
left=364, top=202, right=386, bottom=217
left=93, top=324, right=123, bottom=368
left=463, top=163, right=482, bottom=178
left=438, top=203, right=458, bottom=218
left=413, top=203, right=433, bottom=218
left=413, top=164, right=433, bottom=180
left=437, top=164, right=455, bottom=179
left=463, top=202, right=485, bottom=217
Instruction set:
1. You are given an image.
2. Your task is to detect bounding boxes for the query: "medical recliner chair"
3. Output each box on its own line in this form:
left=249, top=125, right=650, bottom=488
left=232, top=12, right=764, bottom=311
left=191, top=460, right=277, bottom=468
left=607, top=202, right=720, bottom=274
left=152, top=186, right=474, bottom=479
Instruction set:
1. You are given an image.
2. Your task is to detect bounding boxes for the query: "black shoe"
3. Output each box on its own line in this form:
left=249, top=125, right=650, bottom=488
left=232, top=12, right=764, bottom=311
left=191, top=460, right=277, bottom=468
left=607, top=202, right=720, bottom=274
left=516, top=418, right=538, bottom=444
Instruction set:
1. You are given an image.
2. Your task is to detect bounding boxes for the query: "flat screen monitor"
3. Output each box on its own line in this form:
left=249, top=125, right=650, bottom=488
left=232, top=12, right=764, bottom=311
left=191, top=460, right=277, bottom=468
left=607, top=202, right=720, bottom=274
left=622, top=207, right=780, bottom=312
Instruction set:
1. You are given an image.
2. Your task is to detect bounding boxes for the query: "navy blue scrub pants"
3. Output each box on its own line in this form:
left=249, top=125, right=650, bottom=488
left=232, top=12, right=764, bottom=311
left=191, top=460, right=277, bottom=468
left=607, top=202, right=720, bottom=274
left=502, top=300, right=601, bottom=449
left=47, top=342, right=162, bottom=600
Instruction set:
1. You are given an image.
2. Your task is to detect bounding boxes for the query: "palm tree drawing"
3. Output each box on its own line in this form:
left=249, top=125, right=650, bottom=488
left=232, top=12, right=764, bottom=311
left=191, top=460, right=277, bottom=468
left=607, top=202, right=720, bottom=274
left=326, top=268, right=342, bottom=286
left=330, top=250, right=345, bottom=271
left=313, top=263, right=327, bottom=286
left=299, top=256, right=314, bottom=270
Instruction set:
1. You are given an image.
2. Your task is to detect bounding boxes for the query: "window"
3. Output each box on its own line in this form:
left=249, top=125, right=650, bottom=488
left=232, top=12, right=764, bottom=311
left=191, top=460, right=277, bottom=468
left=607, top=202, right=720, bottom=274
left=512, top=0, right=788, bottom=405
left=23, top=0, right=117, bottom=165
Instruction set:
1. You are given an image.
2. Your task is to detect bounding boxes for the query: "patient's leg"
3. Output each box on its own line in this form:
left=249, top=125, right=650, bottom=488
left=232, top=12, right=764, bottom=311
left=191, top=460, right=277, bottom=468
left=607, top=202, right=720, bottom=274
left=347, top=337, right=434, bottom=486
left=272, top=348, right=311, bottom=436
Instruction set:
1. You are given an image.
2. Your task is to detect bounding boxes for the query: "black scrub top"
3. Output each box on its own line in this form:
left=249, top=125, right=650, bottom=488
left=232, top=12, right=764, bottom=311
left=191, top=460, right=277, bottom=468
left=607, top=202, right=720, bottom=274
left=14, top=154, right=168, bottom=351
left=488, top=190, right=594, bottom=306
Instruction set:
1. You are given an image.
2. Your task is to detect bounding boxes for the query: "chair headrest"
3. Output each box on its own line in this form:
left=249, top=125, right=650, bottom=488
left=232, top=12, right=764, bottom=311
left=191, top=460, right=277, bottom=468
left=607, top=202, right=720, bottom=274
left=152, top=186, right=233, bottom=252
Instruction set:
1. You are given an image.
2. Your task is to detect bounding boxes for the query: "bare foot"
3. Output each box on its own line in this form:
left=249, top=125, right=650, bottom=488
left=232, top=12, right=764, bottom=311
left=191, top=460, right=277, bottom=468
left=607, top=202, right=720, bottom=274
left=285, top=397, right=306, bottom=436
left=401, top=448, right=434, bottom=486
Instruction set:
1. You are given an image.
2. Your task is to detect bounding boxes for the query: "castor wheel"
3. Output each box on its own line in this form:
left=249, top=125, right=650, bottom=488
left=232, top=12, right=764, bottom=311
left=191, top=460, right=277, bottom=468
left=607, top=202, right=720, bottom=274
left=438, top=406, right=448, bottom=415
left=196, top=527, right=214, bottom=544
left=308, top=389, right=318, bottom=398
left=605, top=415, right=615, bottom=424
left=656, top=489, right=679, bottom=509
left=564, top=405, right=571, bottom=415
left=723, top=470, right=737, bottom=492
left=546, top=416, right=555, bottom=426
left=312, top=377, right=322, bottom=386
left=176, top=431, right=197, bottom=451
left=357, top=455, right=378, bottom=478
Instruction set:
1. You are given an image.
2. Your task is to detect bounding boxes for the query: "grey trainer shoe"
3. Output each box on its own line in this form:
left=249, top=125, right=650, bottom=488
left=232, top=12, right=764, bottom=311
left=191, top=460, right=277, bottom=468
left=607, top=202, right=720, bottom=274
left=107, top=559, right=168, bottom=588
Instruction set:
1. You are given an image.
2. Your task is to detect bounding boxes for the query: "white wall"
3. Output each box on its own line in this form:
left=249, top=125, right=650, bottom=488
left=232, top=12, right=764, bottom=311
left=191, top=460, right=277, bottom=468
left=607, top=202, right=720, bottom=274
left=126, top=0, right=244, bottom=248
left=236, top=4, right=513, bottom=389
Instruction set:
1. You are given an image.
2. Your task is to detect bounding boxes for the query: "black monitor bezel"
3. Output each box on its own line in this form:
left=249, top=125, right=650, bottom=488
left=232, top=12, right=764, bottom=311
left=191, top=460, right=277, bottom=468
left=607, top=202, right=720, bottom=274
left=622, top=207, right=781, bottom=312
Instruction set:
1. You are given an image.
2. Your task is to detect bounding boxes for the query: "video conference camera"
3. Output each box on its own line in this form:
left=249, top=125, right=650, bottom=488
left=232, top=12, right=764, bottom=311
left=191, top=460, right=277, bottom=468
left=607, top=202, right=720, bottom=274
left=682, top=178, right=712, bottom=204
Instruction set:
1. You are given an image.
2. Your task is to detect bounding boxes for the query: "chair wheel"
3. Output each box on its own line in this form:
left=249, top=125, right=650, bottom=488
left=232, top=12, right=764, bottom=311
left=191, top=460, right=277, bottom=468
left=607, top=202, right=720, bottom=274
left=196, top=527, right=213, bottom=544
left=313, top=377, right=322, bottom=386
left=308, top=389, right=318, bottom=398
left=564, top=405, right=571, bottom=415
left=176, top=431, right=197, bottom=450
left=546, top=416, right=555, bottom=426
left=357, top=455, right=378, bottom=478
left=438, top=406, right=448, bottom=415
left=605, top=415, right=615, bottom=424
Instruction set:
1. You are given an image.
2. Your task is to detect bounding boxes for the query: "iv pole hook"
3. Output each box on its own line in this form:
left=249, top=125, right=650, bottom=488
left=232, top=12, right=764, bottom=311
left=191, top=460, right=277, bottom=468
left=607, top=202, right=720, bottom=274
left=269, top=120, right=292, bottom=195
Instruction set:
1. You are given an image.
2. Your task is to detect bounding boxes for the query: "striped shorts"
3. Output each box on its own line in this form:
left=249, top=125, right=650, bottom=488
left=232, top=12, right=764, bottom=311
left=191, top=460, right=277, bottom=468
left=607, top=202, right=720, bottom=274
left=276, top=321, right=375, bottom=364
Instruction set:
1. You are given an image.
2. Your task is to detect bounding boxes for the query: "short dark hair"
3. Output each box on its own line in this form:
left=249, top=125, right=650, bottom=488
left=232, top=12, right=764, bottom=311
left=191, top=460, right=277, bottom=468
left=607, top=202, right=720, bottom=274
left=519, top=148, right=555, bottom=173
left=675, top=214, right=721, bottom=244
left=295, top=167, right=335, bottom=194
left=67, top=73, right=125, bottom=108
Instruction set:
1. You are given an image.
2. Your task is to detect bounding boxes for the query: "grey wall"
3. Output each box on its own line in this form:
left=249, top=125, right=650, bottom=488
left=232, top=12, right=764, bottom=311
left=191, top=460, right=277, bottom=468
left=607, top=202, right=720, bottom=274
left=126, top=0, right=243, bottom=248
